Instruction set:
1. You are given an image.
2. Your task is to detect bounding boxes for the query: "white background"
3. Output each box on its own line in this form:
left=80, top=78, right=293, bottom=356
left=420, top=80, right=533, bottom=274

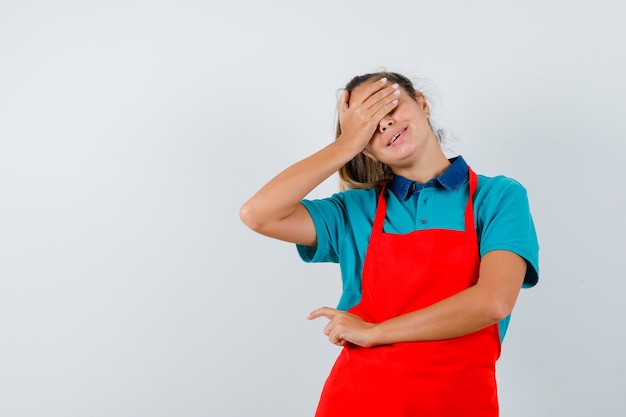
left=1, top=1, right=625, bottom=416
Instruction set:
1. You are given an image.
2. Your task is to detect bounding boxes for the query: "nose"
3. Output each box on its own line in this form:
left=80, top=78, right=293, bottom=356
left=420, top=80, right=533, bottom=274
left=379, top=117, right=394, bottom=133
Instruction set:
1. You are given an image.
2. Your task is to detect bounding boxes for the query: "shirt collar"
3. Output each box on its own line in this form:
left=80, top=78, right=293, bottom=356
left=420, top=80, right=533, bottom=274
left=387, top=155, right=469, bottom=201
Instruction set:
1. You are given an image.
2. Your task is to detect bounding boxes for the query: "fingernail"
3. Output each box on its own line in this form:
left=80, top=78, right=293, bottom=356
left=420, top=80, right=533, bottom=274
left=392, top=99, right=398, bottom=105
left=394, top=89, right=401, bottom=95
left=392, top=83, right=399, bottom=89
left=380, top=77, right=387, bottom=83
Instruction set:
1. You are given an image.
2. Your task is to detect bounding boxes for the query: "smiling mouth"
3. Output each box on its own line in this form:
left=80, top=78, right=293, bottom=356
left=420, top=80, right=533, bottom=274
left=389, top=129, right=405, bottom=146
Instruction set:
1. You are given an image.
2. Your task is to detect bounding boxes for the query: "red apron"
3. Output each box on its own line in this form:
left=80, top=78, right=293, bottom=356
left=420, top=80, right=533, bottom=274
left=315, top=168, right=501, bottom=417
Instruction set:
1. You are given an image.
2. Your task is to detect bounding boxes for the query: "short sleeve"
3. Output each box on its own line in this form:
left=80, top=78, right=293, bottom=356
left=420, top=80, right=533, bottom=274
left=296, top=194, right=350, bottom=264
left=475, top=176, right=539, bottom=288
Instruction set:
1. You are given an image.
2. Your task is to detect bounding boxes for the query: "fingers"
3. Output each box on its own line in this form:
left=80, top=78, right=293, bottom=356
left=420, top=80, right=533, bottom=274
left=348, top=77, right=389, bottom=106
left=350, top=78, right=400, bottom=113
left=307, top=306, right=338, bottom=321
left=324, top=320, right=345, bottom=346
left=365, top=83, right=400, bottom=120
left=308, top=307, right=375, bottom=347
left=308, top=307, right=345, bottom=346
left=338, top=78, right=398, bottom=115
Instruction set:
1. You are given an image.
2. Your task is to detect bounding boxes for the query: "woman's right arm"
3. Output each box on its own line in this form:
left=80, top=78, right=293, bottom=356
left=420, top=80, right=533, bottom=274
left=239, top=78, right=399, bottom=246
left=239, top=140, right=364, bottom=246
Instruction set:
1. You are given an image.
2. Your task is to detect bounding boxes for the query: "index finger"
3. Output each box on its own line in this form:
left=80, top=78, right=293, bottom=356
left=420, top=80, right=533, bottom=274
left=307, top=307, right=339, bottom=321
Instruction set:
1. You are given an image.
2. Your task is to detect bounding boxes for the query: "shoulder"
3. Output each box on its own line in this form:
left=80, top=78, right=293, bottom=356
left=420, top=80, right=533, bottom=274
left=474, top=174, right=530, bottom=212
left=342, top=188, right=380, bottom=207
left=473, top=173, right=533, bottom=228
left=476, top=174, right=528, bottom=196
left=301, top=188, right=379, bottom=223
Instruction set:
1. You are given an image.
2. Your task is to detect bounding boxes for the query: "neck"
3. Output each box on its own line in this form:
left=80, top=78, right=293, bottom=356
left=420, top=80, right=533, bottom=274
left=391, top=139, right=451, bottom=183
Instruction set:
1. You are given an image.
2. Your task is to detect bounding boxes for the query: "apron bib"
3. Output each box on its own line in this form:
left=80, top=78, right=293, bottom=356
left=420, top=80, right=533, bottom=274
left=315, top=168, right=501, bottom=417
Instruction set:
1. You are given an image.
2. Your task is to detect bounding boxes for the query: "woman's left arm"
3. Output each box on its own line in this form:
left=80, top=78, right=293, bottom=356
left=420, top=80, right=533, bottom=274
left=309, top=250, right=526, bottom=347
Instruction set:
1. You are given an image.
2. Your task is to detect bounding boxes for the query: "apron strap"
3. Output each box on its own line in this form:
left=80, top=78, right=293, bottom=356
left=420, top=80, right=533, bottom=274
left=372, top=184, right=389, bottom=235
left=464, top=168, right=478, bottom=233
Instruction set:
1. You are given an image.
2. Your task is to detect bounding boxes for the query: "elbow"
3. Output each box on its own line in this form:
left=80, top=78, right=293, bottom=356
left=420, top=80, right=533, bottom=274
left=475, top=284, right=518, bottom=323
left=485, top=295, right=516, bottom=323
left=239, top=200, right=263, bottom=232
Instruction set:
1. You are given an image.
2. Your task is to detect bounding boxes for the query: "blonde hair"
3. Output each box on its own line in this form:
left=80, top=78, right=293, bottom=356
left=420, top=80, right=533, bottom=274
left=336, top=71, right=442, bottom=191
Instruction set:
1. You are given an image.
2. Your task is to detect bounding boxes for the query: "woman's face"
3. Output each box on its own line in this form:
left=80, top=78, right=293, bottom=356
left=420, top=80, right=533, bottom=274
left=351, top=81, right=436, bottom=169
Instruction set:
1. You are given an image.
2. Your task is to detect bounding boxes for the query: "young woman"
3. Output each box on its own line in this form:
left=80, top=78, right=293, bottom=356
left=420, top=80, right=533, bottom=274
left=240, top=72, right=539, bottom=417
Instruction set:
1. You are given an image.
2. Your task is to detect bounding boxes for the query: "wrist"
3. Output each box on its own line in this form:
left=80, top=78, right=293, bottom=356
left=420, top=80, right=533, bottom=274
left=367, top=322, right=386, bottom=347
left=333, top=134, right=367, bottom=156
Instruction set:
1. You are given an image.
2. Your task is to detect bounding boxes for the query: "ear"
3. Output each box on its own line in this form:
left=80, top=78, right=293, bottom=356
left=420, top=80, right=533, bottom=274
left=362, top=148, right=378, bottom=163
left=416, top=92, right=430, bottom=117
